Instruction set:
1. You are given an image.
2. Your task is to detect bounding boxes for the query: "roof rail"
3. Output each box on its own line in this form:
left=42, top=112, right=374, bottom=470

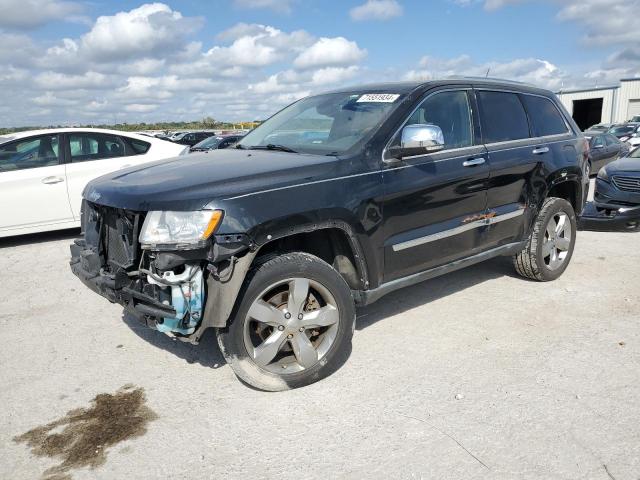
left=445, top=75, right=536, bottom=87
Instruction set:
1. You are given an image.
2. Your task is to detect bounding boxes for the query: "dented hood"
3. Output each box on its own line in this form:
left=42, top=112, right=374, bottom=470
left=83, top=149, right=343, bottom=211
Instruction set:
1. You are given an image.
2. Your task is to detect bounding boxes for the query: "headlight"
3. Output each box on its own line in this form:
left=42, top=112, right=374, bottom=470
left=140, top=210, right=223, bottom=248
left=597, top=167, right=609, bottom=182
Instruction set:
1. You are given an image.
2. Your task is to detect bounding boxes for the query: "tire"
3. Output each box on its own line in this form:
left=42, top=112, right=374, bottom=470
left=513, top=197, right=577, bottom=281
left=216, top=252, right=355, bottom=391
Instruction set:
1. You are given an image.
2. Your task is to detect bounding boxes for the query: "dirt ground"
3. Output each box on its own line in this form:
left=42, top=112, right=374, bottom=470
left=1, top=209, right=639, bottom=479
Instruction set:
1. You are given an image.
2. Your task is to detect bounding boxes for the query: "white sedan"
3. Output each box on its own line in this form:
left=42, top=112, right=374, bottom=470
left=0, top=128, right=187, bottom=238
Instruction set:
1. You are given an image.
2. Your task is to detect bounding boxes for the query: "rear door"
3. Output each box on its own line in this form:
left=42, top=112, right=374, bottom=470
left=0, top=134, right=74, bottom=234
left=63, top=132, right=141, bottom=219
left=381, top=87, right=490, bottom=282
left=478, top=90, right=573, bottom=248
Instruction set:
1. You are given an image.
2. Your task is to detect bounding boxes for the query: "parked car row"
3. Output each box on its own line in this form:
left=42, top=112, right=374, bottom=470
left=0, top=128, right=187, bottom=237
left=586, top=122, right=640, bottom=147
left=581, top=145, right=640, bottom=231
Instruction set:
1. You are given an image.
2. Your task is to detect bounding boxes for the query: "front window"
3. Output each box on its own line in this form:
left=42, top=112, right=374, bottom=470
left=237, top=92, right=405, bottom=155
left=194, top=136, right=222, bottom=149
left=608, top=125, right=634, bottom=135
left=0, top=134, right=59, bottom=172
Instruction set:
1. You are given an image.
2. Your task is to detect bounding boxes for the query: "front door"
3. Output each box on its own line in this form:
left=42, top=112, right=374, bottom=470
left=381, top=88, right=490, bottom=282
left=0, top=134, right=74, bottom=235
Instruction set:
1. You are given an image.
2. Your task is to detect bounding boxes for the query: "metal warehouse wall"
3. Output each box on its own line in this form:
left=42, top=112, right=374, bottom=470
left=615, top=79, right=640, bottom=122
left=556, top=88, right=617, bottom=124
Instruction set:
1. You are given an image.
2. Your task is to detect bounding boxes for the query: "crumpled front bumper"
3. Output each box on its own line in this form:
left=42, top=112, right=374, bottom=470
left=579, top=202, right=640, bottom=230
left=69, top=239, right=177, bottom=321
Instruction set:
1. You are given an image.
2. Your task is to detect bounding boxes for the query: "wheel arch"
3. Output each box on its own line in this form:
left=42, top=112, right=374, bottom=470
left=200, top=221, right=369, bottom=333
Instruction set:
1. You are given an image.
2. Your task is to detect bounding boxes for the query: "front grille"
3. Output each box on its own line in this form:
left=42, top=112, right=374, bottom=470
left=613, top=175, right=640, bottom=193
left=83, top=201, right=143, bottom=270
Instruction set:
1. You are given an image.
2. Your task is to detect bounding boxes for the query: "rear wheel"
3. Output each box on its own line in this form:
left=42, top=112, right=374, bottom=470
left=513, top=197, right=577, bottom=281
left=216, top=252, right=355, bottom=391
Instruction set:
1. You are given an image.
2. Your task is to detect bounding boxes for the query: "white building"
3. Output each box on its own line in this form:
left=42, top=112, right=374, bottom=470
left=556, top=78, right=640, bottom=131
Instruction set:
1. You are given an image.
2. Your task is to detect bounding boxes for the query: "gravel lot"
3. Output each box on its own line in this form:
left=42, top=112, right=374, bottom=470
left=1, top=203, right=639, bottom=479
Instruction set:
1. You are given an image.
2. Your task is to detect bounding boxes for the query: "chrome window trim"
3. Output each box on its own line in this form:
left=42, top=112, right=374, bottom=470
left=391, top=208, right=525, bottom=252
left=381, top=87, right=475, bottom=164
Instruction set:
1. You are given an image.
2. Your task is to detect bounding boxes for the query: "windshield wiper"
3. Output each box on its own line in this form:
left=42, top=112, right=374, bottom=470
left=249, top=144, right=298, bottom=153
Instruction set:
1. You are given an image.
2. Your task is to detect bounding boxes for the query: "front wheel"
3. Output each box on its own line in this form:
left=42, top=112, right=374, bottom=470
left=216, top=252, right=355, bottom=391
left=513, top=197, right=577, bottom=281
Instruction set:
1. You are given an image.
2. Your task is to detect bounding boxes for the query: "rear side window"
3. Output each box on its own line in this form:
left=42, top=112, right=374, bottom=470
left=126, top=137, right=151, bottom=154
left=521, top=95, right=568, bottom=137
left=605, top=134, right=619, bottom=146
left=591, top=135, right=604, bottom=148
left=477, top=91, right=530, bottom=143
left=0, top=135, right=59, bottom=172
left=69, top=133, right=126, bottom=163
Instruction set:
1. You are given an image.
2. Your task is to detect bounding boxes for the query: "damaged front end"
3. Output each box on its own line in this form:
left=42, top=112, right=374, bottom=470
left=70, top=201, right=254, bottom=343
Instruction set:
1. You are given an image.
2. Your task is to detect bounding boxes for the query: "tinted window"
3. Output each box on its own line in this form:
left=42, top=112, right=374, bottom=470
left=478, top=91, right=530, bottom=143
left=69, top=133, right=126, bottom=162
left=406, top=90, right=473, bottom=149
left=127, top=137, right=151, bottom=154
left=521, top=95, right=568, bottom=137
left=0, top=135, right=59, bottom=172
left=605, top=134, right=620, bottom=146
left=591, top=135, right=604, bottom=148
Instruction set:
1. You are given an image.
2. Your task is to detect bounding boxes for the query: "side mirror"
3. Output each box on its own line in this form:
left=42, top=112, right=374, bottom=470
left=385, top=124, right=445, bottom=163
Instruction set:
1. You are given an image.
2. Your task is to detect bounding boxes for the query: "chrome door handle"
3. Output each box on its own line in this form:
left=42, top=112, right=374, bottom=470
left=463, top=157, right=486, bottom=167
left=41, top=176, right=64, bottom=184
left=532, top=146, right=549, bottom=154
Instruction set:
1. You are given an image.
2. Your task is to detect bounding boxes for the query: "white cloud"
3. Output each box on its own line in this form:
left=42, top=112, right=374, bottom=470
left=310, top=66, right=360, bottom=85
left=0, top=0, right=83, bottom=29
left=350, top=0, right=403, bottom=21
left=34, top=71, right=117, bottom=90
left=80, top=3, right=203, bottom=61
left=233, top=0, right=295, bottom=13
left=404, top=55, right=568, bottom=91
left=294, top=37, right=367, bottom=69
left=556, top=0, right=640, bottom=46
left=125, top=103, right=158, bottom=113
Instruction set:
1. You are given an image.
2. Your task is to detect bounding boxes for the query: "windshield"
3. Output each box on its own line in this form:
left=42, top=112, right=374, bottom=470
left=193, top=136, right=221, bottom=149
left=237, top=91, right=405, bottom=155
left=609, top=125, right=635, bottom=134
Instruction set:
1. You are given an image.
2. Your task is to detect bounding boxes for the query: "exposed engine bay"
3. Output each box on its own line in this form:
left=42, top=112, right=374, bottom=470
left=70, top=201, right=251, bottom=342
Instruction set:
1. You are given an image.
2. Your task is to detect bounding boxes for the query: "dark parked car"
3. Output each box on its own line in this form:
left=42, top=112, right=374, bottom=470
left=190, top=135, right=244, bottom=153
left=586, top=123, right=612, bottom=132
left=172, top=131, right=214, bottom=146
left=70, top=78, right=586, bottom=390
left=583, top=131, right=630, bottom=176
left=581, top=147, right=640, bottom=230
left=608, top=123, right=640, bottom=141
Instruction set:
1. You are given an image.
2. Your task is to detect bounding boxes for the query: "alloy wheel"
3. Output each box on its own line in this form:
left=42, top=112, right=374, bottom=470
left=542, top=212, right=572, bottom=270
left=243, top=278, right=340, bottom=374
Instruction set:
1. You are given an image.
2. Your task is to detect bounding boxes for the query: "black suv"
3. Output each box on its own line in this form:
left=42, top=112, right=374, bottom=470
left=71, top=78, right=587, bottom=391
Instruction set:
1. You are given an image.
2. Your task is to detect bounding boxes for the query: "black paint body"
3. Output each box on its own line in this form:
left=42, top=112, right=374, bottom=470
left=83, top=79, right=585, bottom=293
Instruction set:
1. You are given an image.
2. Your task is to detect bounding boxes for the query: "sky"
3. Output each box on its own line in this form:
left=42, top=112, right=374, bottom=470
left=0, top=0, right=638, bottom=127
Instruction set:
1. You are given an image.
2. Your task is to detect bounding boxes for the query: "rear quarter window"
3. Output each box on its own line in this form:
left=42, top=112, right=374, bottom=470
left=477, top=91, right=530, bottom=143
left=125, top=137, right=151, bottom=154
left=521, top=95, right=569, bottom=137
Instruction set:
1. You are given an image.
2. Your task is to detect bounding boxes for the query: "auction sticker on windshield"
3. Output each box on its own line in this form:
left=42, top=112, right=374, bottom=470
left=357, top=94, right=400, bottom=103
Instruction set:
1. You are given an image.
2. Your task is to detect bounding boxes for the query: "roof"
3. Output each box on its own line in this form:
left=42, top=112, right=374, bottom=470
left=0, top=127, right=159, bottom=144
left=321, top=77, right=554, bottom=96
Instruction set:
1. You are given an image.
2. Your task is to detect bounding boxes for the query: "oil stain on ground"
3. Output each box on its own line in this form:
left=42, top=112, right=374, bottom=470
left=13, top=385, right=157, bottom=479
